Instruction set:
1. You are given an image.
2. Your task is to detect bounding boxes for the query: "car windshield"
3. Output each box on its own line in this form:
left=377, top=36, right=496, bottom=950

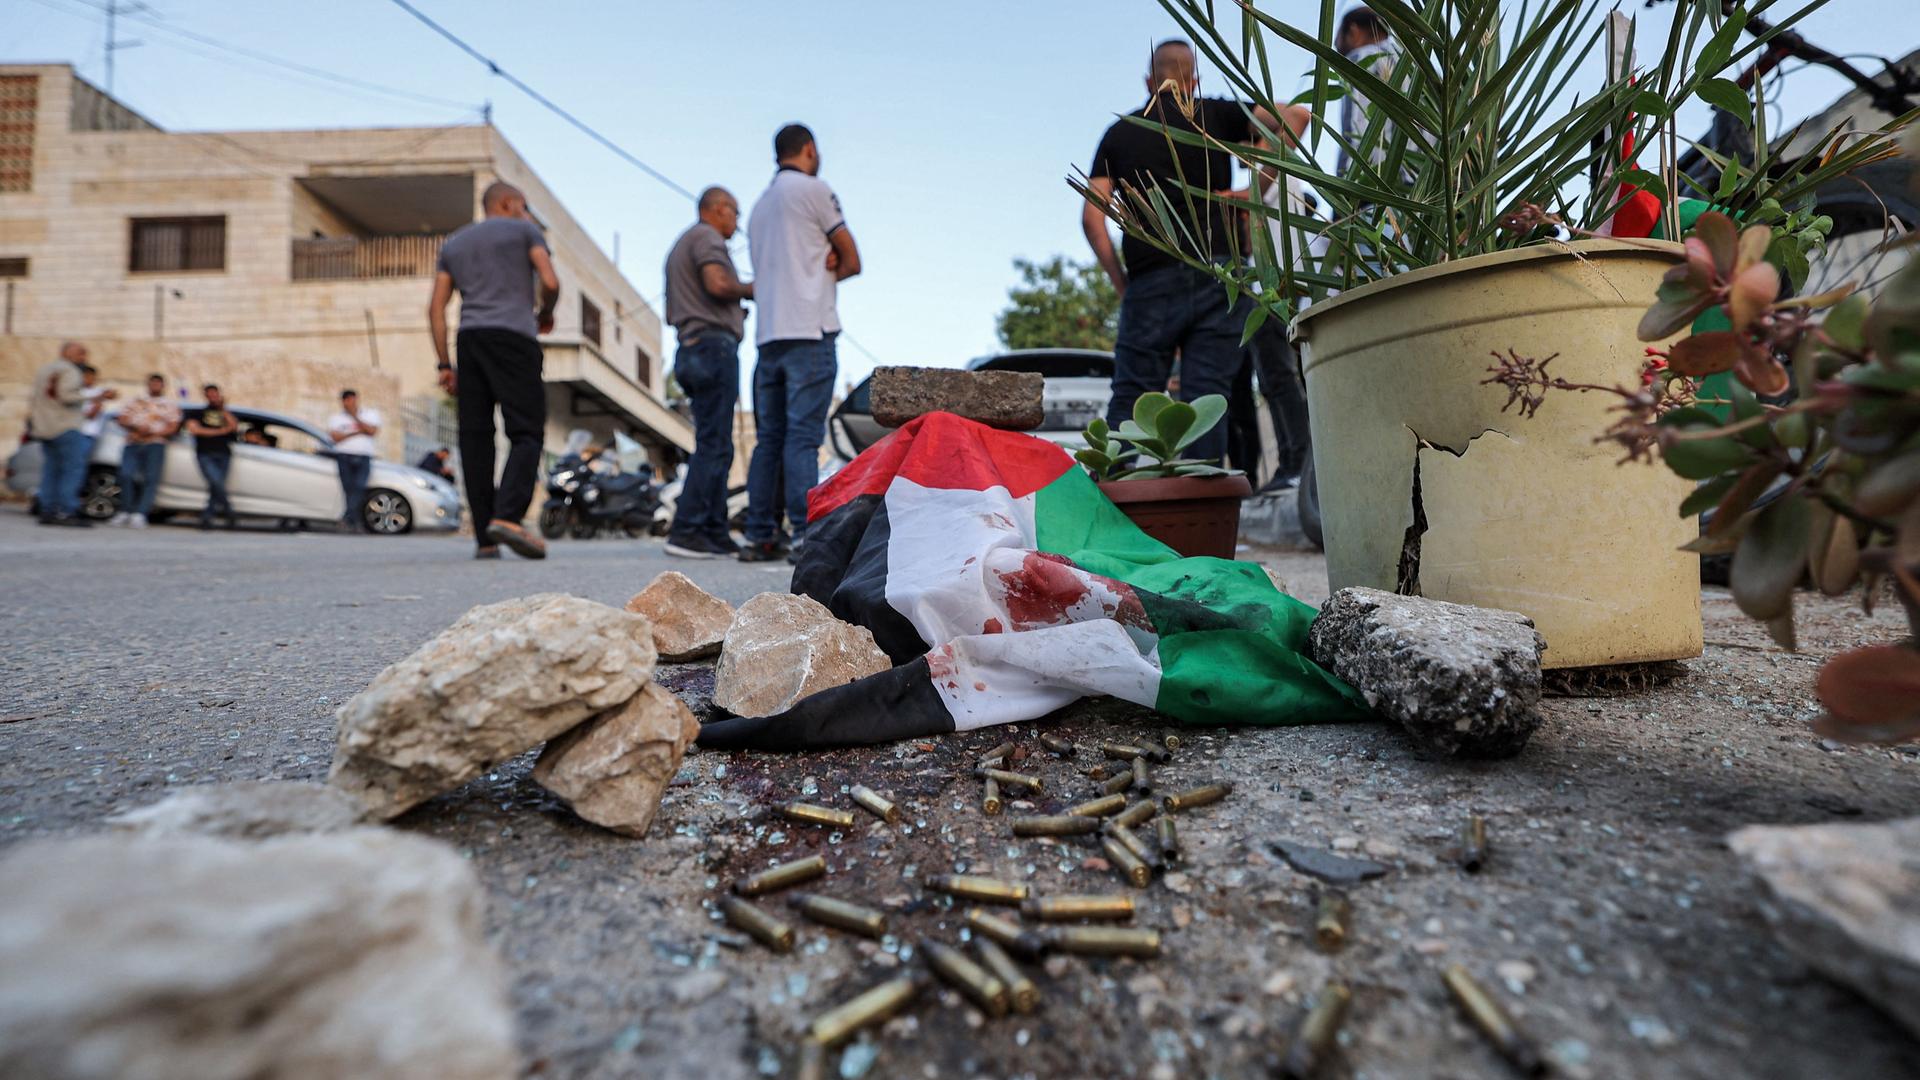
left=974, top=353, right=1114, bottom=379
left=238, top=419, right=329, bottom=455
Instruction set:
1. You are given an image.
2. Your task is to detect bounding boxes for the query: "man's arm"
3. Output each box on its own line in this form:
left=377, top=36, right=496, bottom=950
left=826, top=227, right=861, bottom=282
left=357, top=411, right=380, bottom=437
left=700, top=261, right=753, bottom=301
left=428, top=271, right=455, bottom=388
left=530, top=244, right=560, bottom=335
left=1081, top=175, right=1126, bottom=296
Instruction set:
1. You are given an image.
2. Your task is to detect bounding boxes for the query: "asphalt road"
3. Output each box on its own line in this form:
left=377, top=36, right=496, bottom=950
left=2, top=505, right=1917, bottom=1080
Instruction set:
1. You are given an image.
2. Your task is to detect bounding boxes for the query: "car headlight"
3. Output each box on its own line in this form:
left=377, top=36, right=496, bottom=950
left=408, top=475, right=431, bottom=490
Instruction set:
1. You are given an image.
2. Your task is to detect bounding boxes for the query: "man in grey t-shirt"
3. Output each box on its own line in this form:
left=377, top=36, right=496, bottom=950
left=661, top=186, right=753, bottom=559
left=428, top=180, right=560, bottom=560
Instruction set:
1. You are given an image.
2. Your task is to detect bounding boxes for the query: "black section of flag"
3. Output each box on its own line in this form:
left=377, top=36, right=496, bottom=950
left=694, top=657, right=954, bottom=750
left=791, top=492, right=927, bottom=663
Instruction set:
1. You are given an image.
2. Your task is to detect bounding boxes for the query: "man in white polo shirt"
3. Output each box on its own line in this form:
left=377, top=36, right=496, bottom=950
left=739, top=123, right=862, bottom=563
left=327, top=388, right=382, bottom=533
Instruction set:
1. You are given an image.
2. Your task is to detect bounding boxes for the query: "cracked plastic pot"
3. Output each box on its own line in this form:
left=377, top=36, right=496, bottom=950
left=1293, top=240, right=1702, bottom=668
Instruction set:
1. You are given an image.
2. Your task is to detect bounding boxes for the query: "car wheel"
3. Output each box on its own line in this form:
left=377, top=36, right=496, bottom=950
left=570, top=518, right=597, bottom=540
left=539, top=504, right=568, bottom=540
left=361, top=489, right=413, bottom=535
left=1297, top=452, right=1323, bottom=551
left=81, top=469, right=121, bottom=520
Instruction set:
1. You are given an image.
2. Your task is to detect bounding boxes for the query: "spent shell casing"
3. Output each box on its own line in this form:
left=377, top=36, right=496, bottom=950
left=925, top=873, right=1029, bottom=904
left=977, top=740, right=1018, bottom=767
left=1106, top=822, right=1160, bottom=870
left=1044, top=925, right=1161, bottom=958
left=795, top=1039, right=827, bottom=1080
left=1021, top=893, right=1136, bottom=921
left=1111, top=799, right=1157, bottom=830
left=1162, top=734, right=1181, bottom=751
left=1066, top=793, right=1128, bottom=818
left=1010, top=814, right=1101, bottom=837
left=982, top=776, right=1003, bottom=816
left=787, top=893, right=888, bottom=939
left=974, top=937, right=1039, bottom=1013
left=1099, top=741, right=1148, bottom=761
left=1279, top=980, right=1352, bottom=1080
left=849, top=785, right=900, bottom=825
left=1101, top=834, right=1152, bottom=887
left=973, top=767, right=1044, bottom=794
left=1314, top=892, right=1352, bottom=952
left=1135, top=743, right=1173, bottom=763
left=1156, top=813, right=1180, bottom=864
left=779, top=801, right=857, bottom=828
left=1442, top=965, right=1548, bottom=1078
left=1040, top=733, right=1076, bottom=756
left=808, top=972, right=927, bottom=1048
left=965, top=907, right=1050, bottom=960
left=733, top=854, right=827, bottom=896
left=1459, top=814, right=1489, bottom=873
left=923, top=940, right=1009, bottom=1017
left=1131, top=756, right=1151, bottom=792
left=718, top=896, right=796, bottom=952
left=1162, top=781, right=1233, bottom=813
left=1100, top=771, right=1135, bottom=797
left=1084, top=763, right=1112, bottom=782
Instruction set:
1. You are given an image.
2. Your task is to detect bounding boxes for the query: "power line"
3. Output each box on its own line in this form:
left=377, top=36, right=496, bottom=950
left=383, top=0, right=699, bottom=203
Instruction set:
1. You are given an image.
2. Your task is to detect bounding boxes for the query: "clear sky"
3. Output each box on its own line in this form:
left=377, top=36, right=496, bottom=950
left=5, top=0, right=1911, bottom=391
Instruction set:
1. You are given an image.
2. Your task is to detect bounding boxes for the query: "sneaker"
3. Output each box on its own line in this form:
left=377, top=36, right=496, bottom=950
left=130, top=513, right=148, bottom=529
left=485, top=519, right=547, bottom=560
left=737, top=539, right=789, bottom=563
left=665, top=533, right=731, bottom=559
left=1257, top=472, right=1299, bottom=494
left=107, top=512, right=130, bottom=527
left=474, top=545, right=502, bottom=560
left=707, top=532, right=741, bottom=556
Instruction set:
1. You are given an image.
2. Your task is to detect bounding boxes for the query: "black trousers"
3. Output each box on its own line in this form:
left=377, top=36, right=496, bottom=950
left=1251, top=316, right=1311, bottom=479
left=455, top=328, right=546, bottom=544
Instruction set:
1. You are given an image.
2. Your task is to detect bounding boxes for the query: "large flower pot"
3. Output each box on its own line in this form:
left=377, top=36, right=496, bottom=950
left=1099, top=474, right=1253, bottom=559
left=1292, top=239, right=1701, bottom=669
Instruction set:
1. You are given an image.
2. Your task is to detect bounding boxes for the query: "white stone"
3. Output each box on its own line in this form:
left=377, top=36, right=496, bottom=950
left=0, top=829, right=514, bottom=1080
left=532, top=682, right=699, bottom=838
left=330, top=593, right=656, bottom=819
left=712, top=593, right=892, bottom=718
left=106, top=780, right=366, bottom=839
left=627, top=571, right=735, bottom=662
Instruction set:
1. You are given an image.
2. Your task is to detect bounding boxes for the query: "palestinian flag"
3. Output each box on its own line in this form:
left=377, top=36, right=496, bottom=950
left=696, top=413, right=1364, bottom=750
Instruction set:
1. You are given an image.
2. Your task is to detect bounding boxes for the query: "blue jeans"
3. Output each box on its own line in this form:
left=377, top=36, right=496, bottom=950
left=40, top=429, right=89, bottom=517
left=669, top=333, right=740, bottom=541
left=1107, top=264, right=1255, bottom=463
left=118, top=442, right=167, bottom=516
left=745, top=333, right=837, bottom=543
left=196, top=452, right=233, bottom=521
left=336, top=454, right=371, bottom=526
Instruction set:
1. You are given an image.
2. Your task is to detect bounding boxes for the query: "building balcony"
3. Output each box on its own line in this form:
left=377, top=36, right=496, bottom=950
left=291, top=234, right=447, bottom=281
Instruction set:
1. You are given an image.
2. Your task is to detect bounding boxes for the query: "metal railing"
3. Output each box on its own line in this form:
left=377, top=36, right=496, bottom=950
left=290, top=234, right=447, bottom=281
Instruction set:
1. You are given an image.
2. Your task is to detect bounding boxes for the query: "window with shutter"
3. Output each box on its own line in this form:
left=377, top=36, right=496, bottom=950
left=130, top=217, right=226, bottom=272
left=580, top=295, right=601, bottom=348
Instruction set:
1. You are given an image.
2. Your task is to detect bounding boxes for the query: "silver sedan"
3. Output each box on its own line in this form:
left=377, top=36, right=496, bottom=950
left=6, top=405, right=461, bottom=534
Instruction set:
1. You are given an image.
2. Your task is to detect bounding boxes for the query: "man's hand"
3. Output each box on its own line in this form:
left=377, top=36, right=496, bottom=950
left=825, top=249, right=840, bottom=273
left=102, top=389, right=119, bottom=400
left=438, top=367, right=457, bottom=396
left=537, top=311, right=556, bottom=335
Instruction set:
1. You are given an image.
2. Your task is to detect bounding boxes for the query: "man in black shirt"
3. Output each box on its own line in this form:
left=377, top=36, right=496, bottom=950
left=1084, top=39, right=1261, bottom=463
left=186, top=383, right=239, bottom=530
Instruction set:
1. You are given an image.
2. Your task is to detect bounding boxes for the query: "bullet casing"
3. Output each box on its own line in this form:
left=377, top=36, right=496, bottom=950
left=923, top=940, right=1009, bottom=1017
left=1314, top=892, right=1352, bottom=952
left=849, top=785, right=900, bottom=825
left=1442, top=965, right=1548, bottom=1078
left=1066, top=793, right=1128, bottom=817
left=788, top=893, right=888, bottom=939
left=1045, top=925, right=1161, bottom=958
left=1010, top=814, right=1101, bottom=837
left=1131, top=756, right=1151, bottom=792
left=1107, top=822, right=1160, bottom=869
left=1084, top=763, right=1112, bottom=782
left=1022, top=893, right=1136, bottom=921
left=1111, top=799, right=1157, bottom=829
left=808, top=973, right=927, bottom=1048
left=965, top=907, right=1050, bottom=960
left=1156, top=814, right=1180, bottom=863
left=982, top=777, right=1003, bottom=816
left=978, top=740, right=1018, bottom=766
left=1100, top=771, right=1135, bottom=796
left=1459, top=814, right=1489, bottom=873
left=1099, top=741, right=1146, bottom=761
left=779, top=802, right=857, bottom=828
left=733, top=855, right=827, bottom=896
left=1162, top=734, right=1181, bottom=751
left=1040, top=734, right=1076, bottom=756
left=1162, top=782, right=1233, bottom=813
left=1102, top=835, right=1152, bottom=887
left=1279, top=981, right=1352, bottom=1080
left=925, top=873, right=1029, bottom=904
left=718, top=896, right=796, bottom=952
left=795, top=1039, right=827, bottom=1080
left=975, top=937, right=1039, bottom=1013
left=974, top=767, right=1044, bottom=793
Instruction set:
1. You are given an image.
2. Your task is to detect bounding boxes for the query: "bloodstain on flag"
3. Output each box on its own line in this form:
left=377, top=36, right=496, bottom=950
left=983, top=618, right=1004, bottom=634
left=996, top=552, right=1091, bottom=630
left=927, top=643, right=960, bottom=689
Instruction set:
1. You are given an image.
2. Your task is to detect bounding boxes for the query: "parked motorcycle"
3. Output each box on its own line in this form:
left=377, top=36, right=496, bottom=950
left=538, top=454, right=661, bottom=540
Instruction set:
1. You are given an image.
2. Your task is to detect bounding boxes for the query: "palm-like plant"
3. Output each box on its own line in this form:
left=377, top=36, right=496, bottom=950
left=1075, top=0, right=1893, bottom=332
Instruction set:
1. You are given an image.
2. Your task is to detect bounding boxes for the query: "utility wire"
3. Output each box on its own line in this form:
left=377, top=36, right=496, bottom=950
left=383, top=0, right=699, bottom=203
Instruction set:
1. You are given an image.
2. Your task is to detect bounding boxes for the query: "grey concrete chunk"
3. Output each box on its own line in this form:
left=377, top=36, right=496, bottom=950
left=713, top=593, right=891, bottom=718
left=870, top=365, right=1044, bottom=430
left=627, top=570, right=734, bottom=662
left=532, top=682, right=700, bottom=838
left=106, top=780, right=367, bottom=839
left=1307, top=587, right=1546, bottom=758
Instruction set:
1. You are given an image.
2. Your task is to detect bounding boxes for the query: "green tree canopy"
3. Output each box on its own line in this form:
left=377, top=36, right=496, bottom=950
left=995, top=256, right=1119, bottom=352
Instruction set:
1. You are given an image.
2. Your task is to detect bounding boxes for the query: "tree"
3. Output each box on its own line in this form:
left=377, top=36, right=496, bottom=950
left=995, top=256, right=1119, bottom=352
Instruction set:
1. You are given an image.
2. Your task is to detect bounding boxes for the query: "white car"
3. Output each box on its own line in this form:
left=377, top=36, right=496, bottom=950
left=7, top=405, right=461, bottom=534
left=828, top=348, right=1115, bottom=460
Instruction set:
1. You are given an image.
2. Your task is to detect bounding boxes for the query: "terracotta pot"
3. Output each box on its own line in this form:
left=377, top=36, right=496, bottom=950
left=1098, top=474, right=1252, bottom=559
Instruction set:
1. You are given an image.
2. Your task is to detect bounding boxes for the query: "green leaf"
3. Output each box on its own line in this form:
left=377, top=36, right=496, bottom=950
left=1679, top=475, right=1739, bottom=517
left=1730, top=496, right=1810, bottom=623
left=1696, top=7, right=1749, bottom=74
left=1153, top=402, right=1199, bottom=454
left=1631, top=89, right=1670, bottom=117
left=1729, top=380, right=1774, bottom=450
left=1659, top=407, right=1752, bottom=480
left=1173, top=463, right=1232, bottom=476
left=1176, top=395, right=1229, bottom=452
left=1823, top=293, right=1870, bottom=351
left=1132, top=393, right=1173, bottom=433
left=1696, top=77, right=1752, bottom=120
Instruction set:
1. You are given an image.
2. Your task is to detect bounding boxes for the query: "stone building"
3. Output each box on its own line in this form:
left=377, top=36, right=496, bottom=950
left=0, top=63, right=691, bottom=470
